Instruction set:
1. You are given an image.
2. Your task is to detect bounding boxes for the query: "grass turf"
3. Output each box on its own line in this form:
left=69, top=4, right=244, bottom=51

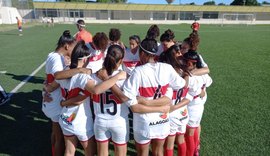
left=0, top=23, right=270, bottom=155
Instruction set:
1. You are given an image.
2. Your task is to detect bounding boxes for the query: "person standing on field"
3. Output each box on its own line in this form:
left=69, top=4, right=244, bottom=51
left=16, top=17, right=22, bottom=36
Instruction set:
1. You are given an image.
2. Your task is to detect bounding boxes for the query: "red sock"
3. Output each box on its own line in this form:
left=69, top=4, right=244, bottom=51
left=51, top=145, right=55, bottom=156
left=185, top=135, right=195, bottom=156
left=165, top=149, right=174, bottom=156
left=194, top=128, right=199, bottom=149
left=177, top=142, right=186, bottom=156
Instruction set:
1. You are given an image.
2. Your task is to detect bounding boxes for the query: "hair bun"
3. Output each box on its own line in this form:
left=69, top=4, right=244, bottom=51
left=63, top=30, right=71, bottom=37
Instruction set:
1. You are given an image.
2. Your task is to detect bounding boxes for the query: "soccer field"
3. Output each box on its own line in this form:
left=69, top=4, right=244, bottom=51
left=0, top=23, right=269, bottom=156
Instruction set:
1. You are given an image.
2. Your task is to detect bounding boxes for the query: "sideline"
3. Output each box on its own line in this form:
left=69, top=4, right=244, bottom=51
left=8, top=61, right=46, bottom=97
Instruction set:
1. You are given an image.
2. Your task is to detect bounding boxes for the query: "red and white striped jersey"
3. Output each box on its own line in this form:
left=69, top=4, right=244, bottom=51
left=42, top=52, right=66, bottom=118
left=123, top=62, right=185, bottom=138
left=90, top=70, right=129, bottom=120
left=86, top=44, right=107, bottom=73
left=122, top=48, right=140, bottom=75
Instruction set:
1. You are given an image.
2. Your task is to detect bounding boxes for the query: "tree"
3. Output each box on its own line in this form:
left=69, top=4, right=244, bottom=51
left=189, top=2, right=196, bottom=5
left=218, top=2, right=226, bottom=5
left=230, top=0, right=259, bottom=6
left=166, top=0, right=175, bottom=4
left=262, top=1, right=270, bottom=4
left=203, top=1, right=216, bottom=5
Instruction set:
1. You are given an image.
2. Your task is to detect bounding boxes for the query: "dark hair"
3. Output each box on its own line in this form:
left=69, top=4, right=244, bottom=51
left=129, top=35, right=141, bottom=44
left=146, top=25, right=160, bottom=40
left=159, top=45, right=182, bottom=73
left=56, top=30, right=75, bottom=51
left=139, top=38, right=158, bottom=57
left=77, top=19, right=85, bottom=25
left=109, top=28, right=121, bottom=42
left=183, top=50, right=203, bottom=69
left=103, top=45, right=125, bottom=76
left=70, top=41, right=90, bottom=69
left=93, top=32, right=109, bottom=51
left=160, top=29, right=175, bottom=42
left=183, top=32, right=200, bottom=51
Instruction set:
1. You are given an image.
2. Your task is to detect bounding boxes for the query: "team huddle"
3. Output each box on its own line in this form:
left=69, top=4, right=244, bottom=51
left=42, top=20, right=212, bottom=156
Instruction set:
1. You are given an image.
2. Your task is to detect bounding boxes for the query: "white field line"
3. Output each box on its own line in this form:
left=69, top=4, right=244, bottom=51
left=8, top=61, right=46, bottom=98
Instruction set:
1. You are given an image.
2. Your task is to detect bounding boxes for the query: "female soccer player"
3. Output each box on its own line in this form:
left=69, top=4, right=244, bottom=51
left=159, top=45, right=192, bottom=156
left=182, top=51, right=212, bottom=156
left=43, top=30, right=76, bottom=156
left=122, top=35, right=141, bottom=76
left=86, top=32, right=109, bottom=73
left=156, top=29, right=176, bottom=56
left=123, top=38, right=186, bottom=156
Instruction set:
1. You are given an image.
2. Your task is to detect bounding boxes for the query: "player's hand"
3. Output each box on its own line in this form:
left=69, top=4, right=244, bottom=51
left=64, top=56, right=71, bottom=66
left=79, top=68, right=92, bottom=75
left=97, top=68, right=109, bottom=81
left=199, top=89, right=206, bottom=98
left=136, top=96, right=148, bottom=105
left=116, top=71, right=127, bottom=80
left=60, top=100, right=66, bottom=107
left=160, top=105, right=170, bottom=113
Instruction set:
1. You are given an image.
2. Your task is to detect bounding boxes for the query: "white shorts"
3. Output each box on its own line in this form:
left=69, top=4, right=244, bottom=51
left=169, top=106, right=189, bottom=135
left=134, top=132, right=167, bottom=145
left=51, top=115, right=60, bottom=123
left=62, top=128, right=94, bottom=142
left=94, top=116, right=129, bottom=145
left=187, top=100, right=205, bottom=128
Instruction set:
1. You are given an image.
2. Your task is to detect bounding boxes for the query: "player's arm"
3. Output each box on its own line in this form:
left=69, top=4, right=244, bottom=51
left=60, top=95, right=87, bottom=107
left=136, top=96, right=171, bottom=107
left=170, top=98, right=190, bottom=112
left=54, top=68, right=92, bottom=80
left=84, top=71, right=126, bottom=94
left=44, top=81, right=60, bottom=93
left=190, top=67, right=209, bottom=76
left=130, top=104, right=170, bottom=114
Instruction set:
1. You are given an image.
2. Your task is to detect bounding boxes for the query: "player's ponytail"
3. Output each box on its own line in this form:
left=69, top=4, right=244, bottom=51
left=70, top=41, right=91, bottom=69
left=103, top=45, right=124, bottom=76
left=56, top=30, right=76, bottom=51
left=189, top=32, right=200, bottom=51
left=160, top=29, right=175, bottom=42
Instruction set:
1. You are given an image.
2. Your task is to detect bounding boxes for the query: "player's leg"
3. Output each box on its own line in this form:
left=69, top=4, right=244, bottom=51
left=176, top=133, right=186, bottom=156
left=185, top=127, right=196, bottom=156
left=97, top=140, right=109, bottom=156
left=135, top=142, right=150, bottom=156
left=94, top=119, right=110, bottom=156
left=164, top=135, right=175, bottom=156
left=52, top=122, right=65, bottom=156
left=151, top=139, right=166, bottom=156
left=194, top=126, right=200, bottom=156
left=80, top=136, right=96, bottom=156
left=114, top=143, right=127, bottom=156
left=64, top=136, right=78, bottom=156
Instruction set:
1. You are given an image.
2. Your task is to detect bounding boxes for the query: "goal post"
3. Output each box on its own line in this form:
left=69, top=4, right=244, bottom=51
left=221, top=13, right=255, bottom=26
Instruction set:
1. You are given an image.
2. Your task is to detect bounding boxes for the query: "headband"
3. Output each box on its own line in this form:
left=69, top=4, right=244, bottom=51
left=77, top=23, right=86, bottom=27
left=78, top=53, right=92, bottom=60
left=139, top=44, right=157, bottom=55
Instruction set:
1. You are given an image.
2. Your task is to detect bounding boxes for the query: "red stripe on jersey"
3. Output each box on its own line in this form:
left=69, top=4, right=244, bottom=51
left=172, top=87, right=189, bottom=99
left=91, top=92, right=122, bottom=104
left=123, top=61, right=139, bottom=67
left=61, top=88, right=83, bottom=100
left=88, top=52, right=104, bottom=62
left=47, top=74, right=55, bottom=83
left=138, top=84, right=169, bottom=98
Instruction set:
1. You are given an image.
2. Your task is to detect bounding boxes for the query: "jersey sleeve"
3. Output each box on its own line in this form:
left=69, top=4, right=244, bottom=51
left=168, top=65, right=186, bottom=90
left=50, top=55, right=64, bottom=75
left=123, top=68, right=141, bottom=107
left=73, top=73, right=93, bottom=89
left=203, top=74, right=213, bottom=88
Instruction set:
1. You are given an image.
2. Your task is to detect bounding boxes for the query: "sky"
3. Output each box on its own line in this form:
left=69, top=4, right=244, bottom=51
left=127, top=0, right=265, bottom=5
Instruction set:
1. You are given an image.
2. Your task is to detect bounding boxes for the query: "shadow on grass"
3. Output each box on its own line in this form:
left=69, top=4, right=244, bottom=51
left=5, top=73, right=44, bottom=84
left=0, top=89, right=51, bottom=156
left=0, top=33, right=19, bottom=36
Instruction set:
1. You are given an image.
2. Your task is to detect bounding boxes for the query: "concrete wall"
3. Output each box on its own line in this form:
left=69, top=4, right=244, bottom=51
left=0, top=7, right=21, bottom=24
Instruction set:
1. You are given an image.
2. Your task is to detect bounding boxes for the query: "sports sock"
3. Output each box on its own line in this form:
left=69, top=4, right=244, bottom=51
left=185, top=135, right=195, bottom=156
left=165, top=148, right=174, bottom=156
left=177, top=142, right=186, bottom=156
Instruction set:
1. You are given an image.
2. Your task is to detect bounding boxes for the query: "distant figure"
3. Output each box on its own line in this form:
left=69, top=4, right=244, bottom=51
left=16, top=17, right=22, bottom=36
left=51, top=18, right=54, bottom=27
left=74, top=19, right=93, bottom=44
left=191, top=19, right=200, bottom=32
left=0, top=84, right=10, bottom=106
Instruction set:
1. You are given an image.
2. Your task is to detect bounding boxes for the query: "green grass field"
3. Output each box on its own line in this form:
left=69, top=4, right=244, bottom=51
left=0, top=23, right=270, bottom=156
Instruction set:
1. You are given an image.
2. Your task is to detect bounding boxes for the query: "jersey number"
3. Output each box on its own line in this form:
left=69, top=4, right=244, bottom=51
left=174, top=89, right=183, bottom=105
left=100, top=92, right=117, bottom=115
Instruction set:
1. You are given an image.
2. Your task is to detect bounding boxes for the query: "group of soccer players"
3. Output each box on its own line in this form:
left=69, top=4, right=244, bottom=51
left=42, top=19, right=212, bottom=156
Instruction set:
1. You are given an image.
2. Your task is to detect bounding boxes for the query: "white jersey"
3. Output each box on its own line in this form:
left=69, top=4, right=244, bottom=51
left=199, top=54, right=208, bottom=67
left=123, top=62, right=186, bottom=139
left=90, top=70, right=129, bottom=120
left=122, top=48, right=140, bottom=76
left=42, top=52, right=66, bottom=120
left=56, top=74, right=93, bottom=134
left=156, top=44, right=164, bottom=56
left=86, top=44, right=107, bottom=73
left=188, top=74, right=212, bottom=106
